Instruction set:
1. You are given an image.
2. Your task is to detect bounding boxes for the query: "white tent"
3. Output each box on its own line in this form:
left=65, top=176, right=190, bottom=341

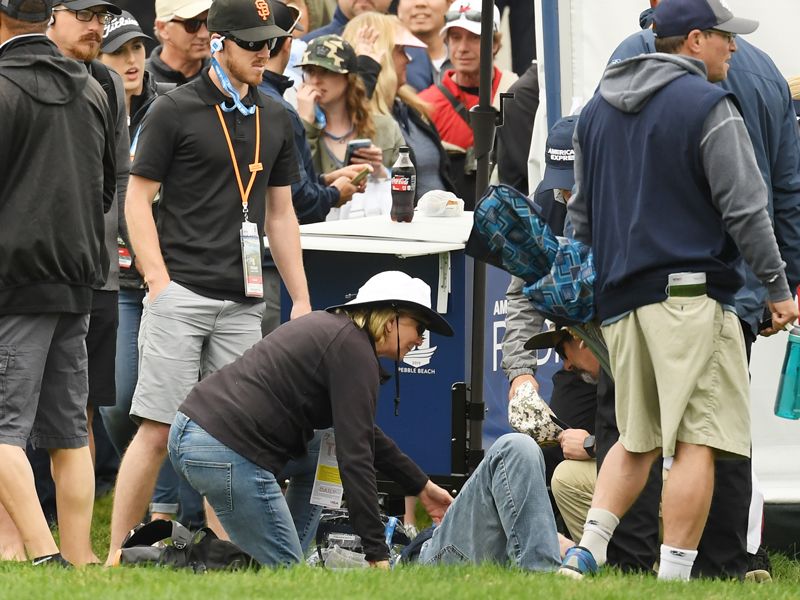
left=527, top=0, right=800, bottom=510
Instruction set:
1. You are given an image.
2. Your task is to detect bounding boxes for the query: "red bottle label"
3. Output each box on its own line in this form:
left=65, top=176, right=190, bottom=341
left=391, top=175, right=414, bottom=192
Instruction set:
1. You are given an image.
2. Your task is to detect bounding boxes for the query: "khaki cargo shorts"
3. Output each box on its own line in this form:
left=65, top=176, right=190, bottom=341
left=602, top=295, right=750, bottom=459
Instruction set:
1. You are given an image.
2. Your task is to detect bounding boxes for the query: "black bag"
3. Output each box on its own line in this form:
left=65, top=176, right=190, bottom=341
left=116, top=519, right=259, bottom=573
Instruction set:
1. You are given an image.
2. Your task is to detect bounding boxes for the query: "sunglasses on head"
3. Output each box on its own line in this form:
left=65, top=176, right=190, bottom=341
left=171, top=17, right=207, bottom=33
left=445, top=9, right=481, bottom=23
left=224, top=33, right=278, bottom=52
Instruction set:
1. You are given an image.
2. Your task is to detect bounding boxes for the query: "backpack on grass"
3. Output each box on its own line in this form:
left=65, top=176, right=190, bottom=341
left=116, top=519, right=259, bottom=573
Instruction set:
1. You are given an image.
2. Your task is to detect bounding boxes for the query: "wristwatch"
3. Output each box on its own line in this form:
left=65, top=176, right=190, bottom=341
left=583, top=434, right=596, bottom=459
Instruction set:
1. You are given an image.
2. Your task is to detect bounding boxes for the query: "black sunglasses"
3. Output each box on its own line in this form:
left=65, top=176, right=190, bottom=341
left=445, top=9, right=481, bottom=23
left=171, top=17, right=208, bottom=34
left=225, top=33, right=278, bottom=52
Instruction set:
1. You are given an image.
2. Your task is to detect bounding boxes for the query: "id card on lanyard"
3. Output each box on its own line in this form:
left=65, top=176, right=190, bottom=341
left=215, top=104, right=265, bottom=298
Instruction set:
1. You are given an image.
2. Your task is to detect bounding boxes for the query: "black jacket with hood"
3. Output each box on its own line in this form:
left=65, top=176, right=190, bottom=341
left=0, top=35, right=116, bottom=315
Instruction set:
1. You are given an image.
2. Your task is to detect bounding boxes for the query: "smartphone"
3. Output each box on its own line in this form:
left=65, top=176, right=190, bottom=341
left=350, top=167, right=370, bottom=186
left=344, top=138, right=372, bottom=165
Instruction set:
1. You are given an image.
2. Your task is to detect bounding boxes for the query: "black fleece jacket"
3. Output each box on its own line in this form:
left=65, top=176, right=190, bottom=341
left=0, top=35, right=115, bottom=314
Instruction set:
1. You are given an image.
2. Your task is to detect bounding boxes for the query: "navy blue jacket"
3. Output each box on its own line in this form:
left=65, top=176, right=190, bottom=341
left=610, top=23, right=800, bottom=333
left=258, top=70, right=338, bottom=225
left=303, top=6, right=434, bottom=92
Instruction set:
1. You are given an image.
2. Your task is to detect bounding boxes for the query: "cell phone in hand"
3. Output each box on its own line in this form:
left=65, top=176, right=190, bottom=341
left=344, top=138, right=372, bottom=165
left=350, top=167, right=370, bottom=186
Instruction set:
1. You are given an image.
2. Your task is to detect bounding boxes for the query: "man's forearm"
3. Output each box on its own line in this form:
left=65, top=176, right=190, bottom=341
left=265, top=187, right=310, bottom=307
left=125, top=176, right=168, bottom=286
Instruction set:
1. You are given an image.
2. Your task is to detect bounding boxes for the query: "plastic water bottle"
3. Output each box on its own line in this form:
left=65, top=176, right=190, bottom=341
left=774, top=326, right=800, bottom=420
left=390, top=146, right=416, bottom=223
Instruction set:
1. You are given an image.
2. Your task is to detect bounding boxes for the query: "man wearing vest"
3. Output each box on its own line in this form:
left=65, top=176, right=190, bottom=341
left=105, top=0, right=310, bottom=564
left=560, top=0, right=797, bottom=581
left=418, top=0, right=516, bottom=207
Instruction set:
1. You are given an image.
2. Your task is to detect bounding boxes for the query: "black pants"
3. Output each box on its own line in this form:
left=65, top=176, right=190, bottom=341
left=594, top=324, right=755, bottom=579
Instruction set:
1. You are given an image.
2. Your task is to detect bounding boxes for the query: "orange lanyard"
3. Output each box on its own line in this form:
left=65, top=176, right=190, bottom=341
left=214, top=105, right=263, bottom=221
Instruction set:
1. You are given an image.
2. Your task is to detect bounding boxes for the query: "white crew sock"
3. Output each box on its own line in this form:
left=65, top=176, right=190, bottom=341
left=577, top=508, right=619, bottom=566
left=658, top=544, right=698, bottom=581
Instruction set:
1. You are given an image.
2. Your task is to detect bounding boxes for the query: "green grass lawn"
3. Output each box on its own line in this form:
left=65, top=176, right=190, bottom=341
left=2, top=493, right=798, bottom=600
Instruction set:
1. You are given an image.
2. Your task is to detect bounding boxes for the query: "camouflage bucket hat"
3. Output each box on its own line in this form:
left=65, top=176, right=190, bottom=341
left=298, top=34, right=358, bottom=74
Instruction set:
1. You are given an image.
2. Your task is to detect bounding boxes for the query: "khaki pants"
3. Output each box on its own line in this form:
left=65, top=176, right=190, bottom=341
left=551, top=459, right=597, bottom=542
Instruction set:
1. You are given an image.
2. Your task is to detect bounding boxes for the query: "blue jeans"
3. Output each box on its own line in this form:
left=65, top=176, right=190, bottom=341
left=418, top=434, right=561, bottom=571
left=100, top=289, right=204, bottom=524
left=168, top=412, right=323, bottom=565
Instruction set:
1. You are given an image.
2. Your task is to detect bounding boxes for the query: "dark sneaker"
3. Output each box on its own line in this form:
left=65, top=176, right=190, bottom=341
left=557, top=545, right=598, bottom=579
left=31, top=553, right=71, bottom=568
left=745, top=546, right=772, bottom=583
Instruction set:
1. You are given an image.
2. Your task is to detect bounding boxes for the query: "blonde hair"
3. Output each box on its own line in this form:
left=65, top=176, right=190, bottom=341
left=342, top=12, right=432, bottom=120
left=788, top=76, right=800, bottom=100
left=335, top=305, right=422, bottom=346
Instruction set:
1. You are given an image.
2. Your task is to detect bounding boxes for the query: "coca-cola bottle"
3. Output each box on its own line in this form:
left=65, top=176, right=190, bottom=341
left=390, top=146, right=416, bottom=223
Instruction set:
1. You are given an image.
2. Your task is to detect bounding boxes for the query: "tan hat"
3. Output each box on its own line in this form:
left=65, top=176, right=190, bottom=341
left=156, top=0, right=212, bottom=21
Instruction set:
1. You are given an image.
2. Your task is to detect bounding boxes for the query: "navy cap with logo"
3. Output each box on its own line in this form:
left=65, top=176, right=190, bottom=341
left=538, top=115, right=577, bottom=193
left=653, top=0, right=758, bottom=38
left=208, top=0, right=288, bottom=42
left=101, top=10, right=152, bottom=53
left=62, top=0, right=122, bottom=15
left=0, top=0, right=53, bottom=21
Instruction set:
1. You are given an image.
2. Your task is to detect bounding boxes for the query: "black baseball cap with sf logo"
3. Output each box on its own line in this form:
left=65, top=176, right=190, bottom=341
left=207, top=0, right=288, bottom=42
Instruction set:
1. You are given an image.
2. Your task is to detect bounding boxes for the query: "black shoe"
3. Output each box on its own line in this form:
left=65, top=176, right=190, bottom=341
left=31, top=553, right=72, bottom=568
left=745, top=546, right=772, bottom=583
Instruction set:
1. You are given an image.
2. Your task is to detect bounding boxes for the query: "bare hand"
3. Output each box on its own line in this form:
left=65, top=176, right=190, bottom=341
left=418, top=480, right=453, bottom=525
left=296, top=83, right=321, bottom=124
left=331, top=176, right=363, bottom=206
left=290, top=299, right=312, bottom=320
left=761, top=298, right=798, bottom=336
left=351, top=145, right=385, bottom=177
left=146, top=275, right=170, bottom=303
left=508, top=374, right=539, bottom=401
left=559, top=429, right=591, bottom=460
left=323, top=164, right=373, bottom=185
left=354, top=24, right=383, bottom=64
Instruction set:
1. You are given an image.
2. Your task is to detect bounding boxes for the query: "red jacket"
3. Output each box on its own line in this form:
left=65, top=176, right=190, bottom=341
left=419, top=66, right=512, bottom=152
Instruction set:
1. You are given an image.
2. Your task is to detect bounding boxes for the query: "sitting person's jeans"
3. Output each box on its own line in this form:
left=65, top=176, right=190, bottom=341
left=168, top=411, right=323, bottom=566
left=418, top=433, right=561, bottom=571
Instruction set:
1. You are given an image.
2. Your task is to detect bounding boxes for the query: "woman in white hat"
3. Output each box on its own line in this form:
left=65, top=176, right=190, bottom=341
left=167, top=271, right=454, bottom=567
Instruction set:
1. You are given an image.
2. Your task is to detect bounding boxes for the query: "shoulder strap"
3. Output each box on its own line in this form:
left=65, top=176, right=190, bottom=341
left=437, top=82, right=470, bottom=126
left=89, top=59, right=119, bottom=126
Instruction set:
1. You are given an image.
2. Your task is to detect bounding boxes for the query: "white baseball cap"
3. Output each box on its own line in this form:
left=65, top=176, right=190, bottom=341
left=327, top=271, right=454, bottom=336
left=156, top=0, right=212, bottom=22
left=441, top=0, right=500, bottom=37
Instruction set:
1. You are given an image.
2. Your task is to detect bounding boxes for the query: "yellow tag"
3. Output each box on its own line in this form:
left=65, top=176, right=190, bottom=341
left=249, top=162, right=263, bottom=173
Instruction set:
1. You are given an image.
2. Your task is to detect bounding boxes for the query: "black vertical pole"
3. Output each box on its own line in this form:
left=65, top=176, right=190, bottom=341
left=464, top=0, right=500, bottom=471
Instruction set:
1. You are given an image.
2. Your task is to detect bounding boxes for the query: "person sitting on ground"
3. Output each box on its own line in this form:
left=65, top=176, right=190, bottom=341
left=167, top=271, right=456, bottom=567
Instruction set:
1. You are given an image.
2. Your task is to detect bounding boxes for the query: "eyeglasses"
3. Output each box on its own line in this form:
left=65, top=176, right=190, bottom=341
left=224, top=33, right=278, bottom=52
left=171, top=17, right=208, bottom=34
left=705, top=29, right=736, bottom=43
left=445, top=9, right=481, bottom=23
left=52, top=7, right=112, bottom=24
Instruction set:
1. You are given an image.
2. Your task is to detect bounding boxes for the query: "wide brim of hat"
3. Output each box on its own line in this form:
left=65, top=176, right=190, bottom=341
left=537, top=166, right=574, bottom=194
left=63, top=0, right=122, bottom=15
left=524, top=327, right=570, bottom=350
left=225, top=23, right=289, bottom=41
left=102, top=30, right=152, bottom=53
left=714, top=15, right=758, bottom=35
left=326, top=299, right=454, bottom=337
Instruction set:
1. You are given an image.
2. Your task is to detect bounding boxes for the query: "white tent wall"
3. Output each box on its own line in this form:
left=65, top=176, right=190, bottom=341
left=527, top=0, right=800, bottom=506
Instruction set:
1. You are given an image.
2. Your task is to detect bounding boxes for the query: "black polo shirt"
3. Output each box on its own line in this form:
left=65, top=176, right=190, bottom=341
left=131, top=68, right=299, bottom=302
